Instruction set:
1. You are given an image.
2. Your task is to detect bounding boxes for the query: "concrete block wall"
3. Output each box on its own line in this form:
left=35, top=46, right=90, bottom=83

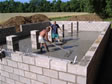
left=20, top=21, right=50, bottom=36
left=0, top=52, right=87, bottom=84
left=0, top=21, right=111, bottom=84
left=0, top=27, right=16, bottom=43
left=50, top=21, right=110, bottom=32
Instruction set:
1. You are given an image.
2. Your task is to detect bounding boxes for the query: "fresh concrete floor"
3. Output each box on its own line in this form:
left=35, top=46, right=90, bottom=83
left=2, top=31, right=100, bottom=62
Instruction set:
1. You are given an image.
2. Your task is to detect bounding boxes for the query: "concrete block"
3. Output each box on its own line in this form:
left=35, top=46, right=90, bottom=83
left=9, top=73, right=20, bottom=81
left=68, top=64, right=87, bottom=76
left=59, top=72, right=75, bottom=83
left=11, top=53, right=22, bottom=62
left=37, top=75, right=50, bottom=84
left=6, top=78, right=15, bottom=84
left=43, top=68, right=58, bottom=78
left=3, top=65, right=13, bottom=73
left=23, top=56, right=35, bottom=65
left=18, top=63, right=29, bottom=71
left=35, top=57, right=51, bottom=68
left=25, top=71, right=37, bottom=80
left=7, top=59, right=18, bottom=68
left=51, top=78, right=67, bottom=84
left=31, top=80, right=43, bottom=84
left=77, top=76, right=86, bottom=84
left=30, top=65, right=42, bottom=74
left=51, top=59, right=68, bottom=72
left=1, top=59, right=7, bottom=65
left=14, top=68, right=24, bottom=76
left=15, top=81, right=24, bottom=84
left=1, top=71, right=9, bottom=78
left=20, top=76, right=31, bottom=84
left=68, top=82, right=75, bottom=84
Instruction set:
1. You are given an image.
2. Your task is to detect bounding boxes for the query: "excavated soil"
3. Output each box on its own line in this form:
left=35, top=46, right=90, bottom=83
left=0, top=14, right=49, bottom=32
left=68, top=14, right=103, bottom=21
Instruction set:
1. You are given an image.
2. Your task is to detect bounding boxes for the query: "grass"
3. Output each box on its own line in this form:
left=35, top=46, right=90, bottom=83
left=104, top=18, right=112, bottom=21
left=50, top=16, right=72, bottom=21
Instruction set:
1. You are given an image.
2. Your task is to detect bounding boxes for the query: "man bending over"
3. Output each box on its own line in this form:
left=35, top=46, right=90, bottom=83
left=38, top=27, right=51, bottom=53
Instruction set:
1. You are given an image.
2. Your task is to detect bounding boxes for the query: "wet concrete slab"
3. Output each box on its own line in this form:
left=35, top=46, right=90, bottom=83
left=1, top=31, right=100, bottom=62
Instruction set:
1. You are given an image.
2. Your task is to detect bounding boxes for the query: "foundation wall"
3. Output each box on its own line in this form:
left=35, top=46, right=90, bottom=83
left=0, top=21, right=111, bottom=84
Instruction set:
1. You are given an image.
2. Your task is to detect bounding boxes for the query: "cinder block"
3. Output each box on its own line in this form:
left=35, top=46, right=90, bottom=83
left=9, top=73, right=20, bottom=81
left=77, top=76, right=86, bottom=84
left=7, top=59, right=18, bottom=68
left=31, top=80, right=43, bottom=84
left=14, top=68, right=24, bottom=76
left=25, top=71, right=37, bottom=80
left=6, top=78, right=15, bottom=84
left=1, top=59, right=7, bottom=65
left=51, top=78, right=67, bottom=84
left=23, top=56, right=35, bottom=65
left=1, top=71, right=9, bottom=78
left=30, top=65, right=42, bottom=74
left=35, top=57, right=51, bottom=68
left=50, top=59, right=68, bottom=72
left=11, top=53, right=22, bottom=62
left=68, top=82, right=75, bottom=84
left=43, top=68, right=58, bottom=78
left=68, top=64, right=87, bottom=76
left=59, top=72, right=75, bottom=83
left=3, top=65, right=13, bottom=73
left=20, top=76, right=31, bottom=84
left=15, top=81, right=24, bottom=84
left=18, top=63, right=29, bottom=71
left=37, top=75, right=50, bottom=84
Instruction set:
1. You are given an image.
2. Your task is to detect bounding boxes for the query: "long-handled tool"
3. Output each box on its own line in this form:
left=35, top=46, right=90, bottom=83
left=51, top=43, right=73, bottom=57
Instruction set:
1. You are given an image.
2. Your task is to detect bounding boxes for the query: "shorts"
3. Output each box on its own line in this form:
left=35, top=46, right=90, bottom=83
left=52, top=33, right=59, bottom=38
left=38, top=36, right=46, bottom=43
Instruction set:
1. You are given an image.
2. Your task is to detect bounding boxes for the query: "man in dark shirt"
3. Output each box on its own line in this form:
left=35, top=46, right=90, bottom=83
left=51, top=21, right=61, bottom=42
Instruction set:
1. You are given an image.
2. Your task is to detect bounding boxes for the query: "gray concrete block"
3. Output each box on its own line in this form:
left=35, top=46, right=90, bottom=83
left=20, top=76, right=31, bottom=84
left=11, top=53, right=22, bottom=62
left=1, top=71, right=9, bottom=78
left=23, top=56, right=35, bottom=65
left=50, top=59, right=68, bottom=72
left=43, top=68, right=58, bottom=79
left=77, top=76, right=86, bottom=84
left=18, top=63, right=29, bottom=71
left=30, top=65, right=42, bottom=74
left=3, top=65, right=13, bottom=73
left=15, top=81, right=24, bottom=84
left=9, top=73, right=20, bottom=81
left=6, top=78, right=15, bottom=84
left=25, top=71, right=37, bottom=80
left=14, top=68, right=24, bottom=76
left=35, top=57, right=51, bottom=68
left=37, top=75, right=50, bottom=84
left=51, top=78, right=67, bottom=84
left=31, top=80, right=43, bottom=84
left=7, top=59, right=18, bottom=68
left=59, top=72, right=76, bottom=83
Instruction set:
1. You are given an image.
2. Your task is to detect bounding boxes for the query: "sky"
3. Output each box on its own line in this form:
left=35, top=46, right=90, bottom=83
left=0, top=0, right=70, bottom=3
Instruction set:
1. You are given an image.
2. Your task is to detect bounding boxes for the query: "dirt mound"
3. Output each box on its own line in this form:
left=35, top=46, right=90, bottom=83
left=68, top=14, right=103, bottom=21
left=1, top=14, right=49, bottom=31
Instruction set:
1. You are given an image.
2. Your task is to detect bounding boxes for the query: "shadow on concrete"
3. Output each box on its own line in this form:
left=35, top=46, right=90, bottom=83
left=95, top=29, right=112, bottom=84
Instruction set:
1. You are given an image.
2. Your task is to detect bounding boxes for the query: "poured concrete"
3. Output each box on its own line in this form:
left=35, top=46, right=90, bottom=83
left=2, top=31, right=100, bottom=62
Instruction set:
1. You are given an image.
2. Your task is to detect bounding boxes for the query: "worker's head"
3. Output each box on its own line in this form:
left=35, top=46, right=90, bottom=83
left=54, top=21, right=56, bottom=25
left=46, top=26, right=50, bottom=32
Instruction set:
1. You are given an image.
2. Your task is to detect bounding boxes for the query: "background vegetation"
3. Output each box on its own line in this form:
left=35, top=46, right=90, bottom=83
left=0, top=0, right=112, bottom=18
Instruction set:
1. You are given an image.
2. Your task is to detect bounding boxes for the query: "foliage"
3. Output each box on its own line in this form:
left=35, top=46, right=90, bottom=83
left=0, top=0, right=112, bottom=17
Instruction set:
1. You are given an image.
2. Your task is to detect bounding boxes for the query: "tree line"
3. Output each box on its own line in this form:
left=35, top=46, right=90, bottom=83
left=0, top=0, right=112, bottom=17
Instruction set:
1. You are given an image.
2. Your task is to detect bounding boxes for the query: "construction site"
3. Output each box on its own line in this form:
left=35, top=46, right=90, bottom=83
left=0, top=14, right=111, bottom=84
